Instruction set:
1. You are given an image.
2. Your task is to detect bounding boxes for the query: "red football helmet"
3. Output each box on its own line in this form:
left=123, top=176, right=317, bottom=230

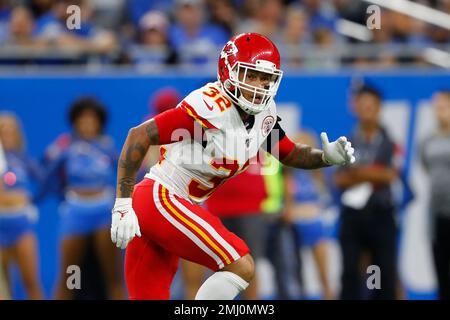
left=218, top=33, right=283, bottom=115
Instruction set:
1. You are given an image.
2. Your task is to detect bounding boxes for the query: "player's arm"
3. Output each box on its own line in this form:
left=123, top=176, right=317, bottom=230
left=264, top=121, right=355, bottom=169
left=112, top=107, right=195, bottom=249
left=263, top=122, right=327, bottom=169
left=116, top=119, right=159, bottom=198
left=116, top=107, right=196, bottom=197
left=281, top=139, right=329, bottom=169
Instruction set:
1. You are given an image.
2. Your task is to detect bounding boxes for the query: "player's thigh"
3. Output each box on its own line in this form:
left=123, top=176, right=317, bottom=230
left=139, top=180, right=250, bottom=272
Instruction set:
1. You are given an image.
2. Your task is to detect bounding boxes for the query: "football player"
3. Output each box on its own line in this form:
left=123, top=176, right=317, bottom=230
left=111, top=33, right=355, bottom=300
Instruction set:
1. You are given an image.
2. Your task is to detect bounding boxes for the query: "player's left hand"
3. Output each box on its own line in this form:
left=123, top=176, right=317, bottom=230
left=320, top=132, right=356, bottom=166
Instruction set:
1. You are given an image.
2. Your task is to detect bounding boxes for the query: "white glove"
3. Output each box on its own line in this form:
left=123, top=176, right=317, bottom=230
left=111, top=198, right=141, bottom=249
left=320, top=132, right=356, bottom=166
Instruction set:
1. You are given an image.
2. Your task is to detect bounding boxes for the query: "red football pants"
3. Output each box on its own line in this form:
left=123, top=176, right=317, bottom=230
left=124, top=178, right=249, bottom=299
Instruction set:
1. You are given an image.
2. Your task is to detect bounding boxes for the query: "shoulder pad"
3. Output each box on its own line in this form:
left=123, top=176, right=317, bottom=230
left=180, top=83, right=232, bottom=129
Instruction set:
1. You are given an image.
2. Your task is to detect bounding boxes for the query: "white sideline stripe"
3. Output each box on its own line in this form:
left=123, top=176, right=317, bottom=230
left=168, top=193, right=241, bottom=261
left=153, top=182, right=224, bottom=269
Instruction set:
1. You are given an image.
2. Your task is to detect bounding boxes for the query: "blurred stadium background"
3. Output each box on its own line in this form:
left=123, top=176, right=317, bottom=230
left=0, top=0, right=449, bottom=300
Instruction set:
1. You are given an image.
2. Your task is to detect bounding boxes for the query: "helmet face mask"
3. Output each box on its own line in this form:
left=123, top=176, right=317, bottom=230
left=218, top=33, right=283, bottom=115
left=229, top=62, right=282, bottom=115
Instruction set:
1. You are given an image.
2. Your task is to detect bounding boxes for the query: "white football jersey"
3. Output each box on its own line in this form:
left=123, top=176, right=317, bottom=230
left=146, top=82, right=278, bottom=204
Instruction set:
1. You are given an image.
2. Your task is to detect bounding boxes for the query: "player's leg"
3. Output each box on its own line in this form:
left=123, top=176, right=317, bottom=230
left=11, top=232, right=43, bottom=299
left=124, top=179, right=180, bottom=299
left=139, top=180, right=252, bottom=300
left=195, top=253, right=254, bottom=300
left=124, top=234, right=179, bottom=299
left=93, top=227, right=125, bottom=299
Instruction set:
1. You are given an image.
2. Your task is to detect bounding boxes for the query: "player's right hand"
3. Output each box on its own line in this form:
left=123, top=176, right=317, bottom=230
left=111, top=198, right=141, bottom=249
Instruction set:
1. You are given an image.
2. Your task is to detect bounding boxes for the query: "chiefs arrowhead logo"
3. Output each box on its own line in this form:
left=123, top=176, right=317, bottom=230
left=220, top=41, right=238, bottom=59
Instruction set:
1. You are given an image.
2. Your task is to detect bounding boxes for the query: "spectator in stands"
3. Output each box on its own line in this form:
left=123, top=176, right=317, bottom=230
left=334, top=84, right=400, bottom=300
left=42, top=98, right=124, bottom=299
left=2, top=5, right=43, bottom=47
left=170, top=0, right=228, bottom=65
left=34, top=0, right=117, bottom=55
left=0, top=0, right=12, bottom=42
left=299, top=0, right=337, bottom=34
left=128, top=10, right=178, bottom=68
left=367, top=10, right=397, bottom=67
left=88, top=0, right=126, bottom=31
left=389, top=12, right=430, bottom=64
left=1, top=0, right=448, bottom=68
left=390, top=12, right=429, bottom=45
left=206, top=0, right=236, bottom=38
left=421, top=90, right=450, bottom=300
left=0, top=0, right=11, bottom=19
left=310, top=26, right=340, bottom=68
left=237, top=0, right=284, bottom=39
left=28, top=0, right=52, bottom=20
left=126, top=0, right=173, bottom=27
left=279, top=5, right=310, bottom=67
left=0, top=112, right=43, bottom=300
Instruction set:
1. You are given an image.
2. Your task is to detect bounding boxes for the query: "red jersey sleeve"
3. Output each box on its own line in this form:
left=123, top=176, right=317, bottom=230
left=275, top=135, right=296, bottom=160
left=153, top=106, right=196, bottom=145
